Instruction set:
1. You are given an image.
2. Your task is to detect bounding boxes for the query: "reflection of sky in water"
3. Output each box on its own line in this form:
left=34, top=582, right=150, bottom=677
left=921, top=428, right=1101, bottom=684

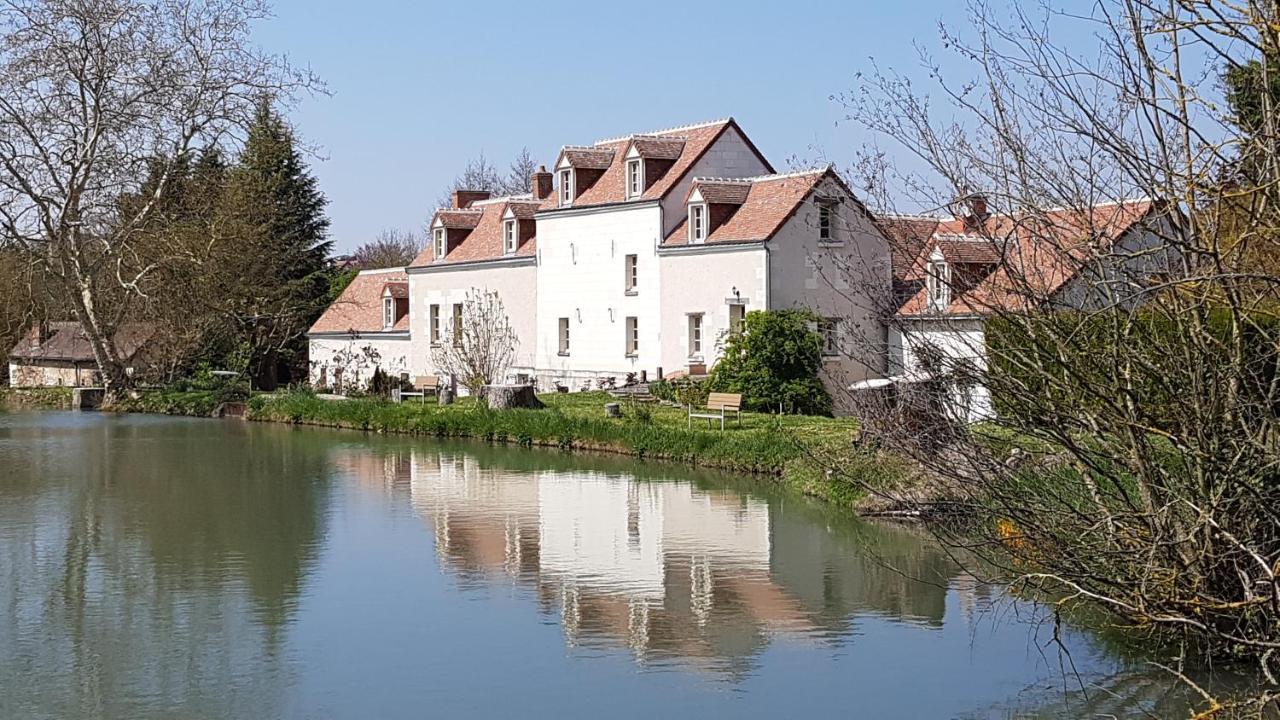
left=0, top=412, right=1235, bottom=719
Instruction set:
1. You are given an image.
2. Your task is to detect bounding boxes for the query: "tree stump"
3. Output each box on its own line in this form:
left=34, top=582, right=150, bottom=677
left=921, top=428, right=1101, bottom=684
left=482, top=384, right=544, bottom=410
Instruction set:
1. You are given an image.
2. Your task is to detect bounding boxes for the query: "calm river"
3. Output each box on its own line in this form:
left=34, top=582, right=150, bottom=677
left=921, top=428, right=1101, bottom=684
left=0, top=412, right=1236, bottom=718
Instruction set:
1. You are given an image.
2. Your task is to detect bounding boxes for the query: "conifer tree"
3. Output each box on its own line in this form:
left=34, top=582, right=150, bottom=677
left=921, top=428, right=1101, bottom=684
left=217, top=99, right=332, bottom=389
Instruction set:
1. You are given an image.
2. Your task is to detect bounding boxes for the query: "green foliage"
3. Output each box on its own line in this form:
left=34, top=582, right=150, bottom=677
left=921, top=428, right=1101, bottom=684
left=986, top=307, right=1280, bottom=427
left=707, top=309, right=833, bottom=416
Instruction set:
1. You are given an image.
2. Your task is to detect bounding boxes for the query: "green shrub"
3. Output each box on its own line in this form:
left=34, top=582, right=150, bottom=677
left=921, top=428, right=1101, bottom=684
left=707, top=309, right=833, bottom=416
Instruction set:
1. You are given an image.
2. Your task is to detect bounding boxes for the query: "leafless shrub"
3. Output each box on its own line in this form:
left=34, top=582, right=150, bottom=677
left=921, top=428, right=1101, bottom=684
left=429, top=288, right=517, bottom=393
left=829, top=0, right=1280, bottom=705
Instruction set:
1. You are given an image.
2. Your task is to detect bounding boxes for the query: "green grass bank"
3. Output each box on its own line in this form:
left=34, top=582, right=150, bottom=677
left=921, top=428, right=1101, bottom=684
left=2, top=385, right=914, bottom=509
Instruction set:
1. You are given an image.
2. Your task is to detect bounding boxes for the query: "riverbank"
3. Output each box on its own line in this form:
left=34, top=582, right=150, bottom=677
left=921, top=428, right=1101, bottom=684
left=245, top=390, right=917, bottom=509
left=0, top=385, right=919, bottom=510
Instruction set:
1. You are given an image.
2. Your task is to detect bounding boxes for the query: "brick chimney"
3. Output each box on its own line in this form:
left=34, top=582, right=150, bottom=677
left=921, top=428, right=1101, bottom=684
left=451, top=189, right=490, bottom=209
left=30, top=321, right=49, bottom=349
left=960, top=193, right=990, bottom=231
left=531, top=165, right=553, bottom=200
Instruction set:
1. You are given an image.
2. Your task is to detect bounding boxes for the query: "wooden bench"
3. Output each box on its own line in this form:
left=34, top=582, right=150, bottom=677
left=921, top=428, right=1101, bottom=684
left=688, top=392, right=743, bottom=430
left=397, top=375, right=440, bottom=403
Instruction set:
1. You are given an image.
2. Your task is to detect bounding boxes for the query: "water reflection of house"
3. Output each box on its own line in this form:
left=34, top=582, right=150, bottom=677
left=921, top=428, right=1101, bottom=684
left=408, top=450, right=814, bottom=673
left=406, top=449, right=961, bottom=673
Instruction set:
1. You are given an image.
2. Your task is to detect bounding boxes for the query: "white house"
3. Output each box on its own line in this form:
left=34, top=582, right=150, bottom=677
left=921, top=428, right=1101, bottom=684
left=307, top=267, right=412, bottom=392
left=309, top=117, right=1170, bottom=419
left=330, top=117, right=892, bottom=408
left=876, top=197, right=1171, bottom=421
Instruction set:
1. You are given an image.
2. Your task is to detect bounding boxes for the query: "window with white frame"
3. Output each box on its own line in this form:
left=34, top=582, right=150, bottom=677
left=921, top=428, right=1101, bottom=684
left=818, top=200, right=836, bottom=243
left=433, top=227, right=446, bottom=259
left=452, top=303, right=463, bottom=346
left=624, top=254, right=637, bottom=293
left=927, top=249, right=950, bottom=311
left=626, top=159, right=643, bottom=199
left=687, top=313, right=703, bottom=357
left=819, top=317, right=839, bottom=356
left=429, top=304, right=440, bottom=344
left=625, top=316, right=638, bottom=356
left=559, top=169, right=573, bottom=205
left=383, top=297, right=394, bottom=329
left=558, top=317, right=570, bottom=355
left=503, top=219, right=517, bottom=255
left=689, top=203, right=706, bottom=243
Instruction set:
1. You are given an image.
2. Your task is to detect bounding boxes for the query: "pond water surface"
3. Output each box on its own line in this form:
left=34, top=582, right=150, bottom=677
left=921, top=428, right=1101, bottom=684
left=0, top=412, right=1235, bottom=718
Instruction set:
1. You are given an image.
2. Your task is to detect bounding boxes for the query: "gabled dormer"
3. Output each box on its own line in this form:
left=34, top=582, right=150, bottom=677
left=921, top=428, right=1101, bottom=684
left=381, top=282, right=409, bottom=329
left=429, top=208, right=482, bottom=262
left=686, top=179, right=751, bottom=244
left=623, top=135, right=685, bottom=200
left=501, top=201, right=539, bottom=255
left=554, top=146, right=614, bottom=206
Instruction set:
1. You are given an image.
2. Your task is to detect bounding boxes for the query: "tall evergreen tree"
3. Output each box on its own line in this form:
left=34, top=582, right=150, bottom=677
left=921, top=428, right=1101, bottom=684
left=217, top=99, right=332, bottom=389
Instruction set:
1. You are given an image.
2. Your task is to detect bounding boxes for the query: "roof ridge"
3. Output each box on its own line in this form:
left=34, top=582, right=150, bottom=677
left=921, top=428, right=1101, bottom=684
left=693, top=167, right=830, bottom=185
left=593, top=117, right=732, bottom=145
left=560, top=144, right=615, bottom=152
left=356, top=267, right=408, bottom=276
left=471, top=193, right=534, bottom=206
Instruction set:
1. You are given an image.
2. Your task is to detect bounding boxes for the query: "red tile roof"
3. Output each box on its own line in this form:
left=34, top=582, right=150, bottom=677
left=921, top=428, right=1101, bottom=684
left=887, top=200, right=1158, bottom=316
left=664, top=169, right=830, bottom=246
left=692, top=179, right=752, bottom=205
left=434, top=209, right=482, bottom=229
left=310, top=270, right=410, bottom=334
left=560, top=147, right=615, bottom=169
left=554, top=118, right=773, bottom=209
left=629, top=135, right=686, bottom=160
left=411, top=198, right=539, bottom=266
left=382, top=282, right=409, bottom=299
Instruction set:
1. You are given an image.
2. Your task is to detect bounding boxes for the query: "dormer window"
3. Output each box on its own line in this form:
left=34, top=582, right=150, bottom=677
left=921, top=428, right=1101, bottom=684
left=688, top=203, right=707, bottom=244
left=626, top=159, right=643, bottom=200
left=927, top=248, right=951, bottom=311
left=503, top=219, right=516, bottom=255
left=559, top=169, right=574, bottom=205
left=383, top=297, right=394, bottom=329
left=433, top=227, right=446, bottom=260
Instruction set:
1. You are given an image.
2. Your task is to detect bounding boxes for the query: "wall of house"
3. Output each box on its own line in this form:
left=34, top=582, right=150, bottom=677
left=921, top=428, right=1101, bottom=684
left=533, top=203, right=663, bottom=390
left=1052, top=220, right=1177, bottom=310
left=659, top=125, right=771, bottom=239
left=656, top=246, right=767, bottom=376
left=408, top=261, right=538, bottom=387
left=7, top=361, right=94, bottom=387
left=766, top=176, right=893, bottom=410
left=887, top=318, right=993, bottom=422
left=308, top=334, right=412, bottom=393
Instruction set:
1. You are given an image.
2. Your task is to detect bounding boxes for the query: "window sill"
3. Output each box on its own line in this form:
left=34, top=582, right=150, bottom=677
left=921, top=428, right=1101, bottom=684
left=624, top=290, right=638, bottom=296
left=625, top=353, right=638, bottom=359
left=817, top=241, right=845, bottom=248
left=557, top=351, right=570, bottom=357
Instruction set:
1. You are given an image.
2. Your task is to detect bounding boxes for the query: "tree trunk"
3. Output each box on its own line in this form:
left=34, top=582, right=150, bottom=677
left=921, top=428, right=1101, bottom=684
left=482, top=384, right=544, bottom=410
left=65, top=263, right=128, bottom=400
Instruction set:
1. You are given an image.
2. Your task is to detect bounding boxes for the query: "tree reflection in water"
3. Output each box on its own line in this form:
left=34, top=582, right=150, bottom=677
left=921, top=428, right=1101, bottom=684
left=0, top=413, right=330, bottom=720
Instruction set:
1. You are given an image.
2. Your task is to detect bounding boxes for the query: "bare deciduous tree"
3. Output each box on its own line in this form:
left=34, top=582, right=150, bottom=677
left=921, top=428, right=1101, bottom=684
left=825, top=0, right=1280, bottom=711
left=351, top=228, right=422, bottom=269
left=430, top=288, right=517, bottom=393
left=0, top=0, right=319, bottom=398
left=434, top=147, right=540, bottom=209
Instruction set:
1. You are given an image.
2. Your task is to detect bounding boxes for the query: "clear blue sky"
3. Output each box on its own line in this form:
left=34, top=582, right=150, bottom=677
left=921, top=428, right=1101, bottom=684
left=253, top=0, right=977, bottom=252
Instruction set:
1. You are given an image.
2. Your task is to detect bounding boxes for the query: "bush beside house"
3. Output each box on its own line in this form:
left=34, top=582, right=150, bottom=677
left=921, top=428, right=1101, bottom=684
left=707, top=310, right=833, bottom=416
